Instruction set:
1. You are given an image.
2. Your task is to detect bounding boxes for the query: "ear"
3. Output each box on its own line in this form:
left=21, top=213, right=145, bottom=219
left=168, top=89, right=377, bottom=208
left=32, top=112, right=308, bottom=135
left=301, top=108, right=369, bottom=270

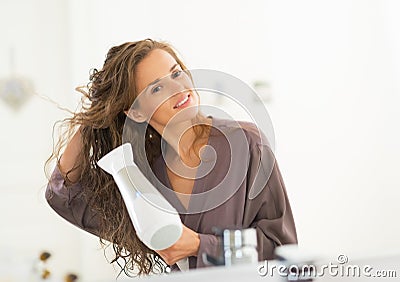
left=124, top=109, right=147, bottom=123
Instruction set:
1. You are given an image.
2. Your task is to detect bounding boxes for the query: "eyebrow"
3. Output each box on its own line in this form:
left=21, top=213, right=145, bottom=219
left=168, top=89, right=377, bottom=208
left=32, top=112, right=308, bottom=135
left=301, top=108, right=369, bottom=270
left=147, top=63, right=179, bottom=87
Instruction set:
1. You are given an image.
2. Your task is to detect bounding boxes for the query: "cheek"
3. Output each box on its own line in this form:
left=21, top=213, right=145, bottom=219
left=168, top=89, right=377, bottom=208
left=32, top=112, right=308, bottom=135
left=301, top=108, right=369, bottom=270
left=147, top=100, right=172, bottom=122
left=191, top=91, right=200, bottom=104
left=139, top=98, right=164, bottom=118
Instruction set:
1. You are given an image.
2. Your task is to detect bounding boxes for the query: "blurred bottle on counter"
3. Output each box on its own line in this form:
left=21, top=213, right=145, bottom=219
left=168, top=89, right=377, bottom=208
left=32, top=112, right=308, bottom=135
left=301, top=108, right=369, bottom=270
left=223, top=228, right=258, bottom=266
left=203, top=228, right=259, bottom=267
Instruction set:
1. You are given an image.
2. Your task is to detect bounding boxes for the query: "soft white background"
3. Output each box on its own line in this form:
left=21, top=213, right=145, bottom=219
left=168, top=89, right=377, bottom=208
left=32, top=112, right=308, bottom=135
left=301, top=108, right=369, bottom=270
left=1, top=0, right=399, bottom=281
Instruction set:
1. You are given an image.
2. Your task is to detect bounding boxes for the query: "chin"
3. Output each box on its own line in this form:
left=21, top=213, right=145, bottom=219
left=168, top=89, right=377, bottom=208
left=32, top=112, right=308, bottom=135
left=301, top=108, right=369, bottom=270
left=170, top=105, right=199, bottom=124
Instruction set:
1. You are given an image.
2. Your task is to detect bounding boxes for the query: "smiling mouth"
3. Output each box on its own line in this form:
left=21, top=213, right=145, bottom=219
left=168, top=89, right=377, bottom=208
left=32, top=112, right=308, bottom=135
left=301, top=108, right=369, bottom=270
left=173, top=94, right=190, bottom=109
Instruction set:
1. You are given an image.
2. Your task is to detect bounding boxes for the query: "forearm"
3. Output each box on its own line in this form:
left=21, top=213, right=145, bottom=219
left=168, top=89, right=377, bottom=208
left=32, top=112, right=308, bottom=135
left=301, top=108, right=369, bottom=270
left=59, top=128, right=83, bottom=182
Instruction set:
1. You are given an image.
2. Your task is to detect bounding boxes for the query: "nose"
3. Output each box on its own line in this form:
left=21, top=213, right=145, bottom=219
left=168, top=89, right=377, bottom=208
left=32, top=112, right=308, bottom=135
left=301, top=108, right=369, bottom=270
left=165, top=78, right=188, bottom=98
left=167, top=74, right=191, bottom=97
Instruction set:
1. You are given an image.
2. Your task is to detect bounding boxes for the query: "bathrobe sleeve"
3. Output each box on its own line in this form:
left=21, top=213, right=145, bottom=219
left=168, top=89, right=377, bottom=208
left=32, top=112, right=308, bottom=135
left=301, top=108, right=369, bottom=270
left=243, top=142, right=298, bottom=261
left=45, top=165, right=101, bottom=237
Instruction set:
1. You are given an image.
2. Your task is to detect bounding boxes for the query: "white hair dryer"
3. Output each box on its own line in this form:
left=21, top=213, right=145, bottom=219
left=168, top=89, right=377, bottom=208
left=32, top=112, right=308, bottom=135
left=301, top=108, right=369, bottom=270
left=97, top=143, right=189, bottom=270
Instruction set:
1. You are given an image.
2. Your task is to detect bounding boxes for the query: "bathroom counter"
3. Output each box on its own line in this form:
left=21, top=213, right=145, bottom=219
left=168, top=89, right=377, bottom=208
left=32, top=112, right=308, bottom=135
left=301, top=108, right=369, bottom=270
left=136, top=254, right=400, bottom=282
left=142, top=262, right=268, bottom=282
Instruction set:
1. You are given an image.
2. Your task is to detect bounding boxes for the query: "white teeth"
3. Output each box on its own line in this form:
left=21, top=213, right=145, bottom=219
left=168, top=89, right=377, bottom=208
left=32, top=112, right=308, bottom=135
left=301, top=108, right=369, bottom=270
left=175, top=95, right=189, bottom=108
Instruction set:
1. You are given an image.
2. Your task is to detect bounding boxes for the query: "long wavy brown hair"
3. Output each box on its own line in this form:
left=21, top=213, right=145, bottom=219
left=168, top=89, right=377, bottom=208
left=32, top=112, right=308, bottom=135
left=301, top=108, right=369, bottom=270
left=46, top=39, right=210, bottom=276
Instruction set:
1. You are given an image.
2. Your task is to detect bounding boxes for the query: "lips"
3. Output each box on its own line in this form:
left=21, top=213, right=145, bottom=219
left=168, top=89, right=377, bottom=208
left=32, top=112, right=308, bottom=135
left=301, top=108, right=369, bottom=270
left=173, top=93, right=191, bottom=109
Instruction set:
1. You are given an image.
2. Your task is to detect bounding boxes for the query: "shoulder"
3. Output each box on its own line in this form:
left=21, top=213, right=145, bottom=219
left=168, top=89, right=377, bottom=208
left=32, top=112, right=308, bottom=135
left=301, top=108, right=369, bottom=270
left=211, top=117, right=275, bottom=171
left=211, top=116, right=270, bottom=149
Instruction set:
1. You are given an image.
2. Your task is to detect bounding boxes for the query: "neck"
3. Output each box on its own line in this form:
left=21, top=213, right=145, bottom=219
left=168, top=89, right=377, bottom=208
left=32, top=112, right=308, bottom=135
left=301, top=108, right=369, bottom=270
left=150, top=117, right=211, bottom=160
left=167, top=121, right=197, bottom=157
left=150, top=120, right=195, bottom=157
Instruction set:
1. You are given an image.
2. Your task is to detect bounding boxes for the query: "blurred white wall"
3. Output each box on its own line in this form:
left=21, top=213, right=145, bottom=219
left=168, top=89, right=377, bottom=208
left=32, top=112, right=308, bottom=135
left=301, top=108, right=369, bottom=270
left=1, top=0, right=399, bottom=281
left=0, top=0, right=118, bottom=281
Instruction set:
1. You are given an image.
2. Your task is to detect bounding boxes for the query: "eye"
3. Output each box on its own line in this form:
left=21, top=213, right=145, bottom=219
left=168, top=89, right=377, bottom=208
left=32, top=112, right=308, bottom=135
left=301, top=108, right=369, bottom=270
left=151, top=85, right=162, bottom=94
left=171, top=70, right=182, bottom=79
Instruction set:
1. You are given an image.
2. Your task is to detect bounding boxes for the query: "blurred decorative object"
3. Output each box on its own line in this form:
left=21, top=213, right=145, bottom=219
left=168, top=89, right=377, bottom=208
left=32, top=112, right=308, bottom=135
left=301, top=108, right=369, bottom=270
left=252, top=80, right=272, bottom=103
left=38, top=251, right=51, bottom=280
left=39, top=251, right=51, bottom=262
left=0, top=76, right=34, bottom=111
left=32, top=251, right=52, bottom=280
left=41, top=269, right=51, bottom=280
left=0, top=47, right=34, bottom=111
left=64, top=273, right=79, bottom=282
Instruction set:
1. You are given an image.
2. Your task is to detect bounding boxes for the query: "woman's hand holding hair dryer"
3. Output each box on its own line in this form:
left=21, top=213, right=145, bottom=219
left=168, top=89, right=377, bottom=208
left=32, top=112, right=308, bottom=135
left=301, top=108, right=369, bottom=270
left=156, top=225, right=200, bottom=266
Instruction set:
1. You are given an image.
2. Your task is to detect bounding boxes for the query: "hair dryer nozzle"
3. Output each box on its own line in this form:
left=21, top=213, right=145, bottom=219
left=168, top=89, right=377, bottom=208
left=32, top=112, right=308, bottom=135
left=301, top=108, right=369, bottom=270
left=97, top=143, right=135, bottom=174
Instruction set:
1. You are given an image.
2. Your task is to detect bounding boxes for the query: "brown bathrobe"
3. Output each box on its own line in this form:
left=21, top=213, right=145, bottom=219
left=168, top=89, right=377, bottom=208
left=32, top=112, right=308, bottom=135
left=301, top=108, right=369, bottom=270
left=46, top=117, right=297, bottom=270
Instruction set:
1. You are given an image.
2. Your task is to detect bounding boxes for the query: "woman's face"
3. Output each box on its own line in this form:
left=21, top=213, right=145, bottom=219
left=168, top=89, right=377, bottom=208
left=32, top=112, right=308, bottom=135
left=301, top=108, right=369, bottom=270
left=132, top=49, right=199, bottom=130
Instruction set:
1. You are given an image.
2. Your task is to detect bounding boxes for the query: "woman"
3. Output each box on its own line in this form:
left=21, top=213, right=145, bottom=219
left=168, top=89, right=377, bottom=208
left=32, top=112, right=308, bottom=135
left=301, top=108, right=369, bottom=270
left=45, top=39, right=297, bottom=276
